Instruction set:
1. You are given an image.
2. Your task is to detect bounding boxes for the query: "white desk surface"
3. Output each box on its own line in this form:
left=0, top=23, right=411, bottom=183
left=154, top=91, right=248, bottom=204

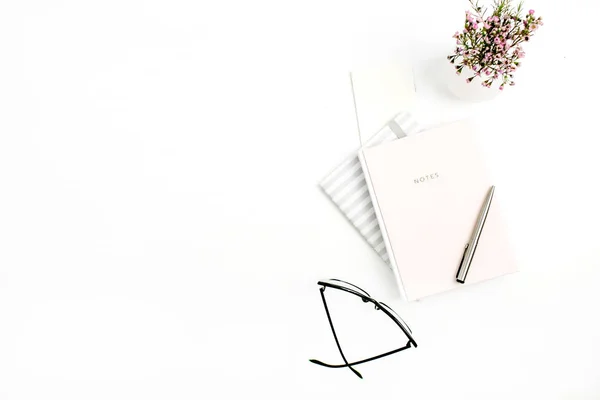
left=1, top=1, right=599, bottom=399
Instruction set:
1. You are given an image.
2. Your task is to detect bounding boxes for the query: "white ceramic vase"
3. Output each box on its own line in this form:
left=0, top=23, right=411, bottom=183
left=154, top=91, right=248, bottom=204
left=447, top=62, right=500, bottom=102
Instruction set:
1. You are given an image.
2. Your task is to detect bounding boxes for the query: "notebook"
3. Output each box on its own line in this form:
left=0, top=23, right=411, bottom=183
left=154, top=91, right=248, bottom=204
left=359, top=120, right=518, bottom=300
left=350, top=62, right=416, bottom=143
left=320, top=112, right=423, bottom=266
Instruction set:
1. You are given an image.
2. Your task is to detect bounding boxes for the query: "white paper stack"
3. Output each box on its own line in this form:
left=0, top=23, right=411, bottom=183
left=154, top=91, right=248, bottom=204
left=320, top=61, right=419, bottom=264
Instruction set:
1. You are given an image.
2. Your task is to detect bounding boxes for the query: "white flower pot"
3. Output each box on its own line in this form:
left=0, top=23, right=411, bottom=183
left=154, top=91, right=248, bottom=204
left=447, top=62, right=500, bottom=102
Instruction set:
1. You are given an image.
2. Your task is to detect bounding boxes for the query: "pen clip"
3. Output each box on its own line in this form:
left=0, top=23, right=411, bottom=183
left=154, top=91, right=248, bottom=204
left=456, top=243, right=469, bottom=279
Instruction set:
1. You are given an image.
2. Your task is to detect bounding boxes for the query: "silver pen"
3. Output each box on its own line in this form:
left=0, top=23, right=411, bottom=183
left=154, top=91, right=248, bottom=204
left=456, top=186, right=495, bottom=284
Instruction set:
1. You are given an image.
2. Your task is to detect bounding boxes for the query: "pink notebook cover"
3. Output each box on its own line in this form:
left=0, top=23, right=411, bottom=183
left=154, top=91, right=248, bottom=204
left=359, top=120, right=517, bottom=301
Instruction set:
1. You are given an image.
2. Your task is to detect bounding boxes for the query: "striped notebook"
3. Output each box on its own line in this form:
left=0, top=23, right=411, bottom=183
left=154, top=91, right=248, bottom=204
left=320, top=112, right=423, bottom=266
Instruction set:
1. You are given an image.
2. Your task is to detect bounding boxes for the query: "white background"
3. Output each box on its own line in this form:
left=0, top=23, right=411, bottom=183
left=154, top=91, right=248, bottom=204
left=1, top=0, right=599, bottom=399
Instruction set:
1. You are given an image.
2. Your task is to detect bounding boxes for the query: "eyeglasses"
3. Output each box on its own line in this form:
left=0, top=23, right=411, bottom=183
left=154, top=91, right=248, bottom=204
left=309, top=279, right=417, bottom=379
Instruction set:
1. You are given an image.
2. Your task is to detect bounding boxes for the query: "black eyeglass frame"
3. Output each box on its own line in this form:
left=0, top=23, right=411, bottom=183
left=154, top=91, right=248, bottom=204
left=309, top=279, right=417, bottom=379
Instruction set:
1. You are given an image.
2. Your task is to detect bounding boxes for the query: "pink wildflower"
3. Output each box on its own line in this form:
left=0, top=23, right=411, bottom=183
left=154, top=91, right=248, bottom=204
left=448, top=2, right=542, bottom=91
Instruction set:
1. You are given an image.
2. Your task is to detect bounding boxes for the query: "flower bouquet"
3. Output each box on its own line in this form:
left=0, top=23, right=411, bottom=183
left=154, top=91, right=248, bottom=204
left=447, top=0, right=543, bottom=99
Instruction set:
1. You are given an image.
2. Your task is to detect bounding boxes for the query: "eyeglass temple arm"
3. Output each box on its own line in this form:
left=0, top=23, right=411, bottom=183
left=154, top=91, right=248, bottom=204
left=309, top=341, right=412, bottom=368
left=311, top=287, right=363, bottom=379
